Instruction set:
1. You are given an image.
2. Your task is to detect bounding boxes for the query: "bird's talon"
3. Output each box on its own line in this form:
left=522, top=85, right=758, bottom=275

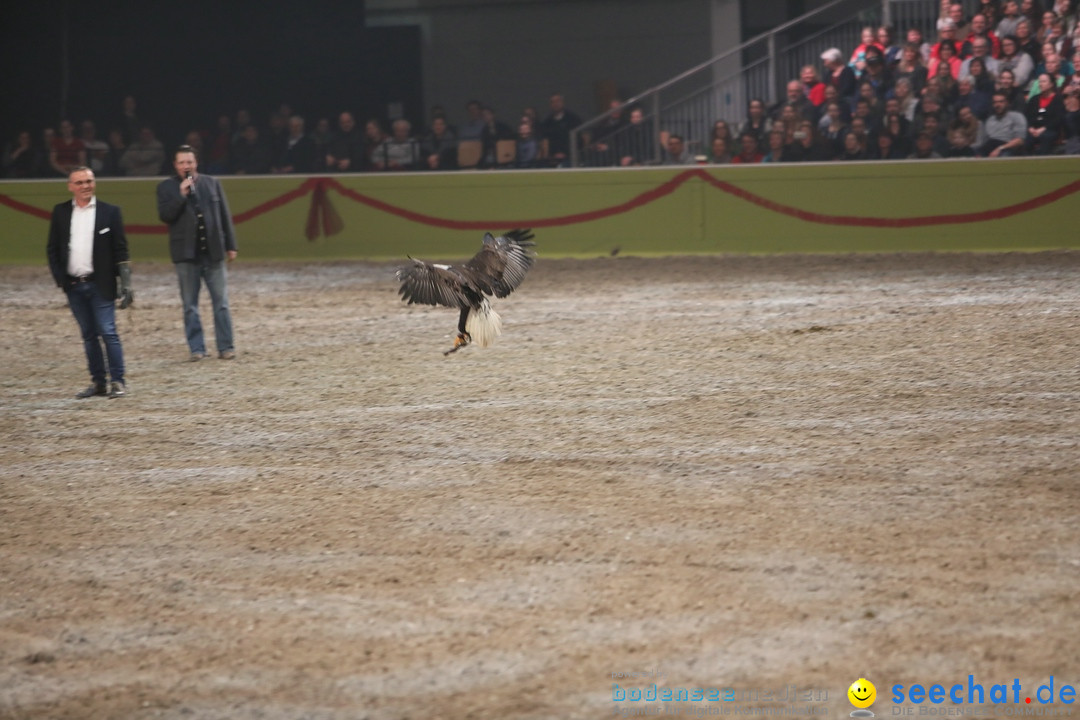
left=443, top=332, right=471, bottom=356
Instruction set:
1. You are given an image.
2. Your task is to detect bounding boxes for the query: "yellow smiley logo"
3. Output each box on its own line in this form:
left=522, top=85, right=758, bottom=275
left=848, top=678, right=877, bottom=709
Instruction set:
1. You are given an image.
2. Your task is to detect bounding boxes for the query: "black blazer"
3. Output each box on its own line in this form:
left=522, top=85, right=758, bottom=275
left=46, top=199, right=129, bottom=300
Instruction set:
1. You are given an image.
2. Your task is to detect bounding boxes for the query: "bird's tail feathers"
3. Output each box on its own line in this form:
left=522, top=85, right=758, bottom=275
left=465, top=299, right=502, bottom=347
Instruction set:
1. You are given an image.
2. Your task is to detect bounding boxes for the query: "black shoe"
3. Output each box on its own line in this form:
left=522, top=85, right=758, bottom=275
left=109, top=381, right=126, bottom=398
left=76, top=383, right=107, bottom=398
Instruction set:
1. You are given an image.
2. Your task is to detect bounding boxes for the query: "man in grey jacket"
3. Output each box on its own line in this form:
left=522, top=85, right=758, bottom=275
left=157, top=144, right=238, bottom=361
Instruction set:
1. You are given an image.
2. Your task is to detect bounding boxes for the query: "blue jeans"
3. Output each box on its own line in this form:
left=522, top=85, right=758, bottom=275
left=175, top=258, right=234, bottom=355
left=67, top=281, right=125, bottom=384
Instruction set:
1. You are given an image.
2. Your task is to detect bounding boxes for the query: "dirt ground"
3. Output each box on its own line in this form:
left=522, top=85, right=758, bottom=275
left=1, top=251, right=1079, bottom=720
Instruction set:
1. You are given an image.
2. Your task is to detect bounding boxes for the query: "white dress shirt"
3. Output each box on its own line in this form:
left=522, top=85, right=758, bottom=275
left=67, top=197, right=97, bottom=277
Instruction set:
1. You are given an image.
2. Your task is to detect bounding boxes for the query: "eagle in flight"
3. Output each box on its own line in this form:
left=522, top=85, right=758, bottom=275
left=396, top=229, right=537, bottom=355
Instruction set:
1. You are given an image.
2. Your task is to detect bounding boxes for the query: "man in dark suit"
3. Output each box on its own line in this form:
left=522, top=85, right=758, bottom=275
left=157, top=144, right=238, bottom=361
left=46, top=166, right=133, bottom=398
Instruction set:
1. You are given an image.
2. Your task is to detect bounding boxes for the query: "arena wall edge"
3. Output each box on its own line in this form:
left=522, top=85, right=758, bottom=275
left=2, top=157, right=1078, bottom=265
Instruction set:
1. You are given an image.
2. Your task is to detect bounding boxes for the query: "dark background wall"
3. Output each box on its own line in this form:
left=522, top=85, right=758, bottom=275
left=0, top=0, right=423, bottom=149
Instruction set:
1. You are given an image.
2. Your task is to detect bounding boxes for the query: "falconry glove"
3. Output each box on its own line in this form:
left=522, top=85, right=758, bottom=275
left=118, top=261, right=134, bottom=309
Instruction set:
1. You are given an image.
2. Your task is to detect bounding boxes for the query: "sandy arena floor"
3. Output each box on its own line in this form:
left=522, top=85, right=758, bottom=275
left=1, top=251, right=1079, bottom=720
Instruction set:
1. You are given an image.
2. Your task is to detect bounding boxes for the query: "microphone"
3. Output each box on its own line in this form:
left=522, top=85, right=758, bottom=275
left=185, top=171, right=199, bottom=206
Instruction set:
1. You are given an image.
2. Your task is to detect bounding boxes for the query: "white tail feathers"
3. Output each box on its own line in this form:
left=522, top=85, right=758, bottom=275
left=465, top=299, right=502, bottom=347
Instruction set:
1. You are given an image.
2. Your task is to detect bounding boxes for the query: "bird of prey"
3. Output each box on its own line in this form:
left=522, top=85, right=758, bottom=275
left=396, top=229, right=536, bottom=355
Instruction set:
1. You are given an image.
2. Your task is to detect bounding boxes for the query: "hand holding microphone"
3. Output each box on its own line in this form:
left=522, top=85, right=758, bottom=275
left=181, top=171, right=195, bottom=197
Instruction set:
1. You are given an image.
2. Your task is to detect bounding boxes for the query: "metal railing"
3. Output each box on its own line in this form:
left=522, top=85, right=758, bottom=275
left=569, top=0, right=958, bottom=167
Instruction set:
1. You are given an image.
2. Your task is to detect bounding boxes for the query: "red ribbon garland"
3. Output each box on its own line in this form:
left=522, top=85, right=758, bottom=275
left=4, top=170, right=1079, bottom=238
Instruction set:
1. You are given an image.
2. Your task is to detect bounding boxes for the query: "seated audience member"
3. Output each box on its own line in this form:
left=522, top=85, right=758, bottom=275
left=586, top=100, right=627, bottom=167
left=836, top=130, right=869, bottom=160
left=80, top=120, right=108, bottom=175
left=479, top=106, right=515, bottom=168
left=954, top=104, right=986, bottom=143
left=818, top=101, right=850, bottom=154
left=119, top=126, right=165, bottom=176
left=879, top=25, right=903, bottom=65
left=848, top=116, right=871, bottom=154
left=979, top=90, right=1029, bottom=154
left=945, top=123, right=979, bottom=156
left=363, top=119, right=388, bottom=170
left=788, top=120, right=834, bottom=160
left=955, top=72, right=994, bottom=119
left=36, top=128, right=55, bottom=177
left=892, top=77, right=921, bottom=120
left=204, top=114, right=232, bottom=174
left=232, top=124, right=273, bottom=174
left=868, top=129, right=907, bottom=159
left=962, top=14, right=1003, bottom=58
left=820, top=83, right=852, bottom=121
left=458, top=100, right=486, bottom=141
left=326, top=112, right=364, bottom=172
left=309, top=117, right=332, bottom=173
left=272, top=116, right=317, bottom=174
left=893, top=42, right=930, bottom=96
left=942, top=2, right=971, bottom=39
left=769, top=79, right=815, bottom=122
left=993, top=34, right=1036, bottom=85
left=852, top=98, right=879, bottom=136
left=731, top=132, right=764, bottom=163
left=961, top=36, right=1002, bottom=77
left=1063, top=82, right=1080, bottom=152
left=1036, top=9, right=1059, bottom=44
left=372, top=118, right=421, bottom=171
left=710, top=120, right=738, bottom=153
left=857, top=81, right=885, bottom=125
left=849, top=26, right=885, bottom=73
left=930, top=40, right=964, bottom=80
left=617, top=107, right=655, bottom=166
left=102, top=129, right=126, bottom=177
left=2, top=130, right=37, bottom=178
left=514, top=116, right=542, bottom=168
left=1016, top=17, right=1043, bottom=62
left=919, top=113, right=952, bottom=154
left=707, top=136, right=733, bottom=164
left=49, top=119, right=86, bottom=177
left=778, top=105, right=801, bottom=141
left=762, top=128, right=790, bottom=162
left=1031, top=49, right=1073, bottom=95
left=801, top=65, right=827, bottom=108
left=998, top=1, right=1025, bottom=39
left=909, top=130, right=944, bottom=158
left=421, top=114, right=458, bottom=170
left=822, top=47, right=858, bottom=104
left=661, top=134, right=693, bottom=164
left=932, top=18, right=961, bottom=60
left=739, top=98, right=772, bottom=145
left=539, top=93, right=583, bottom=168
left=1024, top=71, right=1066, bottom=152
left=883, top=110, right=914, bottom=154
left=996, top=68, right=1029, bottom=110
left=859, top=46, right=893, bottom=98
left=907, top=26, right=934, bottom=64
left=933, top=62, right=963, bottom=106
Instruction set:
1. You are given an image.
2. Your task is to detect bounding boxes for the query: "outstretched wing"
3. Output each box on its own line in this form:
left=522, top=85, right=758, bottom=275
left=463, top=228, right=537, bottom=298
left=396, top=259, right=470, bottom=308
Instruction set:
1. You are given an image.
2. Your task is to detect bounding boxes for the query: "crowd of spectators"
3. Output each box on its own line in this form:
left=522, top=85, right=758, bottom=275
left=651, top=0, right=1080, bottom=164
left=4, top=0, right=1079, bottom=179
left=0, top=92, right=587, bottom=179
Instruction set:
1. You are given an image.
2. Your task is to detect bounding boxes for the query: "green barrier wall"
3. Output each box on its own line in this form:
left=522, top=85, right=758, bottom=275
left=3, top=157, right=1078, bottom=264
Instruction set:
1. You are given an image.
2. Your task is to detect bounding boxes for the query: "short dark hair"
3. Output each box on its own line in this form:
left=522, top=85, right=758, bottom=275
left=174, top=143, right=198, bottom=160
